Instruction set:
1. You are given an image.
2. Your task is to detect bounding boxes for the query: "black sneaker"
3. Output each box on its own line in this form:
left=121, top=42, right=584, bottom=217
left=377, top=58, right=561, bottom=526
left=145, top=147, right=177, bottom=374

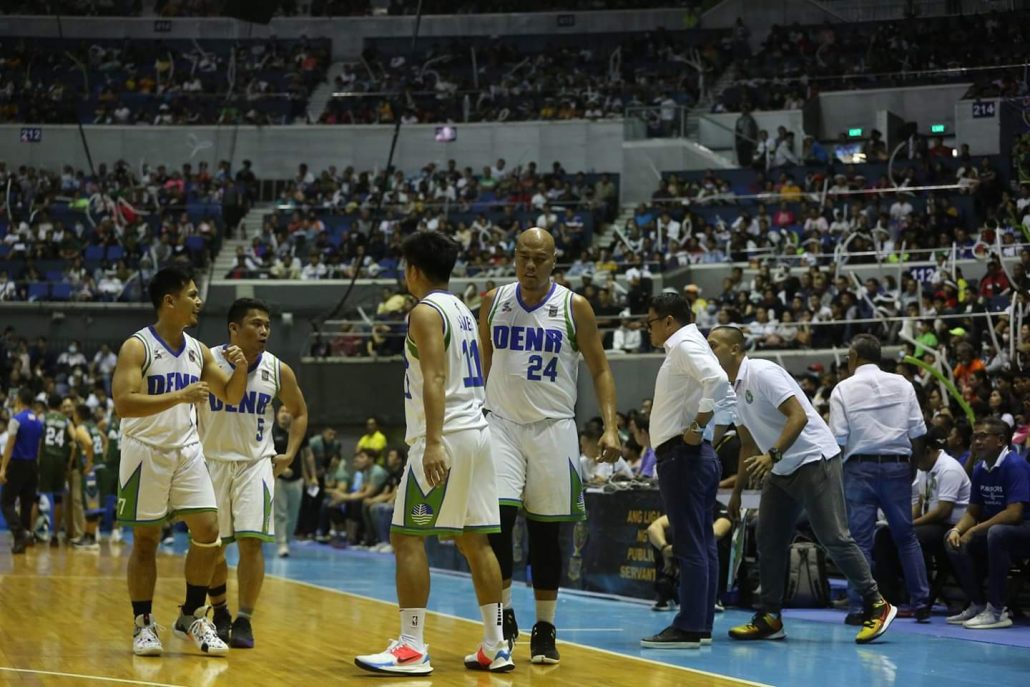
left=844, top=611, right=865, bottom=626
left=640, top=625, right=703, bottom=649
left=502, top=608, right=519, bottom=644
left=213, top=609, right=232, bottom=645
left=700, top=631, right=712, bottom=646
left=530, top=621, right=559, bottom=664
left=651, top=598, right=676, bottom=612
left=11, top=535, right=27, bottom=554
left=914, top=605, right=932, bottom=624
left=230, top=616, right=254, bottom=649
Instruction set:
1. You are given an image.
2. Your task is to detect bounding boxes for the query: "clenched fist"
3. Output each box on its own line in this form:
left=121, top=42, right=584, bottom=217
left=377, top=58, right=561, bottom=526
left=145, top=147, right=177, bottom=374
left=224, top=345, right=248, bottom=369
left=179, top=381, right=211, bottom=405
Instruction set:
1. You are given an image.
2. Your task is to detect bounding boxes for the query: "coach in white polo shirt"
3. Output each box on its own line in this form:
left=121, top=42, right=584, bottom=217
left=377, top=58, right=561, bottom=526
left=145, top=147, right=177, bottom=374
left=707, top=326, right=897, bottom=644
left=829, top=334, right=930, bottom=623
left=640, top=293, right=734, bottom=650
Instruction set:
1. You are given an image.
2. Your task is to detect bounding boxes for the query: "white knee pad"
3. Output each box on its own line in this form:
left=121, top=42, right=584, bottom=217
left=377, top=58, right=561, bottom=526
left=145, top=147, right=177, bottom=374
left=191, top=536, right=222, bottom=549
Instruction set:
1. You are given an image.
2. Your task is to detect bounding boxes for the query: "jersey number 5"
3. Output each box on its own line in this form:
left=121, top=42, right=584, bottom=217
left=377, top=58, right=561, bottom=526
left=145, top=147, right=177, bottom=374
left=527, top=355, right=558, bottom=382
left=256, top=417, right=265, bottom=442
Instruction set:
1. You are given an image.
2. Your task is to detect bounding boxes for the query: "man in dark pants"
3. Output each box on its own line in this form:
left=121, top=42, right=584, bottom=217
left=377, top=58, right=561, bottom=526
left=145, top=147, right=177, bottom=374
left=1, top=388, right=45, bottom=553
left=874, top=426, right=970, bottom=608
left=734, top=106, right=758, bottom=167
left=830, top=334, right=929, bottom=622
left=640, top=293, right=734, bottom=649
left=708, top=326, right=897, bottom=644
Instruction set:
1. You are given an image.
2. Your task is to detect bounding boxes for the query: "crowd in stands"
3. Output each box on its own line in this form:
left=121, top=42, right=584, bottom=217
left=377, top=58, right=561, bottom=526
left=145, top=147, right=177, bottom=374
left=0, top=157, right=248, bottom=302
left=224, top=159, right=619, bottom=281
left=714, top=13, right=1030, bottom=113
left=321, top=28, right=737, bottom=125
left=0, top=36, right=329, bottom=125
left=630, top=136, right=1026, bottom=271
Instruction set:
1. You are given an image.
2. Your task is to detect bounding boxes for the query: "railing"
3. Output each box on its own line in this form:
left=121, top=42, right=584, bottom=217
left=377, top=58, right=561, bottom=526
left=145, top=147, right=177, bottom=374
left=302, top=305, right=1029, bottom=360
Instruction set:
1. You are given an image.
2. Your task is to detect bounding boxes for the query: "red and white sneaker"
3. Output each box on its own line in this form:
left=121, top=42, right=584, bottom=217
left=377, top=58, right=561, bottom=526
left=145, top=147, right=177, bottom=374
left=355, top=639, right=432, bottom=675
left=464, top=640, right=515, bottom=673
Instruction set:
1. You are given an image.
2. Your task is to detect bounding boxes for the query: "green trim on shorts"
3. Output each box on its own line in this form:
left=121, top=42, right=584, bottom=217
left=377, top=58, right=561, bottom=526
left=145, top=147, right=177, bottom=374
left=117, top=514, right=171, bottom=526
left=462, top=524, right=502, bottom=533
left=499, top=498, right=523, bottom=508
left=171, top=507, right=218, bottom=518
left=522, top=510, right=587, bottom=523
left=226, top=531, right=275, bottom=543
left=390, top=524, right=480, bottom=537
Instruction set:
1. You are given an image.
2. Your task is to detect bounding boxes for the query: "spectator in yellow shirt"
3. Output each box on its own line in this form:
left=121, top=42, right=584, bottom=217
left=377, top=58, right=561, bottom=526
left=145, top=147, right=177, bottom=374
left=357, top=416, right=388, bottom=462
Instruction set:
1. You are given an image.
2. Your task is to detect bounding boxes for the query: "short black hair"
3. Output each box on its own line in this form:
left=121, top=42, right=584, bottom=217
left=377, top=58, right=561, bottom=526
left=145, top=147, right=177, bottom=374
left=48, top=394, right=63, bottom=409
left=976, top=416, right=1012, bottom=444
left=648, top=292, right=693, bottom=325
left=227, top=298, right=270, bottom=329
left=711, top=325, right=746, bottom=349
left=75, top=403, right=91, bottom=422
left=17, top=388, right=34, bottom=407
left=850, top=333, right=882, bottom=364
left=148, top=266, right=194, bottom=311
left=632, top=415, right=649, bottom=433
left=402, top=231, right=459, bottom=284
left=925, top=426, right=948, bottom=449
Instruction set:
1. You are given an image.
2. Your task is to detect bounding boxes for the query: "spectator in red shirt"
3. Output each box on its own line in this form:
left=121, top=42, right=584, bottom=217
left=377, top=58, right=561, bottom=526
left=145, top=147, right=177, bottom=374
left=978, top=260, right=1011, bottom=298
left=953, top=343, right=986, bottom=387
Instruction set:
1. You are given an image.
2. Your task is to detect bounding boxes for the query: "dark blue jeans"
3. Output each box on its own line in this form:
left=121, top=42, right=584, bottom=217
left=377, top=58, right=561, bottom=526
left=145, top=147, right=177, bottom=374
left=655, top=440, right=720, bottom=634
left=844, top=459, right=930, bottom=611
left=947, top=521, right=1030, bottom=608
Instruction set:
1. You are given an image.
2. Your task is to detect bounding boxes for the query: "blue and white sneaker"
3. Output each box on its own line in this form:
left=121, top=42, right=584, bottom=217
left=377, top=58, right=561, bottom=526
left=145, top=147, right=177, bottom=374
left=355, top=639, right=432, bottom=675
left=464, top=640, right=515, bottom=673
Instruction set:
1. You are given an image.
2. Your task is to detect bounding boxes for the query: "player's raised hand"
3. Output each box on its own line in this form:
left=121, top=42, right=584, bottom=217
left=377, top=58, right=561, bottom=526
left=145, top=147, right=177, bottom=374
left=179, top=381, right=210, bottom=405
left=224, top=345, right=248, bottom=369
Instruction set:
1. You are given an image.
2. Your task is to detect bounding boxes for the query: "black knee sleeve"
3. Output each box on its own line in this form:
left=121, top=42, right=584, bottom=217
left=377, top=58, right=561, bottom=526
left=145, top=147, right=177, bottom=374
left=488, top=505, right=520, bottom=581
left=527, top=519, right=563, bottom=591
left=209, top=583, right=227, bottom=597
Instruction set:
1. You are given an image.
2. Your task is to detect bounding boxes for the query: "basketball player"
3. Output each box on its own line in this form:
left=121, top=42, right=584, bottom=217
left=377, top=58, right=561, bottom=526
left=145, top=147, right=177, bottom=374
left=479, top=227, right=620, bottom=663
left=39, top=394, right=74, bottom=546
left=355, top=231, right=513, bottom=676
left=197, top=297, right=309, bottom=650
left=112, top=266, right=248, bottom=657
left=70, top=404, right=104, bottom=549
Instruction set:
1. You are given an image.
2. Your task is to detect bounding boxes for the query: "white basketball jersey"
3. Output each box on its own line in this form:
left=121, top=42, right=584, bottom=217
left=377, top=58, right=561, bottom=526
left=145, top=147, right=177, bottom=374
left=484, top=282, right=579, bottom=424
left=121, top=326, right=204, bottom=449
left=403, top=291, right=488, bottom=445
left=196, top=346, right=280, bottom=462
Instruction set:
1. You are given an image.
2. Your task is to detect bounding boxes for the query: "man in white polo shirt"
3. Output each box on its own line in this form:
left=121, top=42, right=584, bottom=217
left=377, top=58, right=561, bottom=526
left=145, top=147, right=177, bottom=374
left=707, top=326, right=896, bottom=644
left=640, top=293, right=735, bottom=650
left=829, top=334, right=930, bottom=624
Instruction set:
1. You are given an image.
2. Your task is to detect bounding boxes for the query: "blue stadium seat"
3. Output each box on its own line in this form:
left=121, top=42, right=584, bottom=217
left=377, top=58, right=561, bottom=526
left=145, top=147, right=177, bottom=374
left=50, top=282, right=73, bottom=301
left=84, top=245, right=105, bottom=261
left=27, top=282, right=49, bottom=301
left=106, top=245, right=125, bottom=261
left=45, top=270, right=64, bottom=282
left=185, top=236, right=207, bottom=255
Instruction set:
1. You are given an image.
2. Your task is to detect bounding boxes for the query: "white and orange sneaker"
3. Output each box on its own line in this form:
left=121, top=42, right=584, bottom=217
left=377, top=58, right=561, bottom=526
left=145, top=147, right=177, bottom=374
left=464, top=640, right=515, bottom=673
left=355, top=639, right=432, bottom=675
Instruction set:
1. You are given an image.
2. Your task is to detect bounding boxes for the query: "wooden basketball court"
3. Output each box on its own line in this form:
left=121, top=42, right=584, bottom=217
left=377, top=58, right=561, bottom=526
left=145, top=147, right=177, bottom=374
left=0, top=542, right=758, bottom=687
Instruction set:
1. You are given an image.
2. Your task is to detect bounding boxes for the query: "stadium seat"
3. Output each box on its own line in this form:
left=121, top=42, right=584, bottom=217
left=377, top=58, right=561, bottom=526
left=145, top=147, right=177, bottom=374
left=27, top=282, right=49, bottom=301
left=50, top=282, right=73, bottom=301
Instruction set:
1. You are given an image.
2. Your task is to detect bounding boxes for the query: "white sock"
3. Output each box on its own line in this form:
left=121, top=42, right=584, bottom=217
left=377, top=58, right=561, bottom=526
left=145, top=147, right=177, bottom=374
left=536, top=599, right=557, bottom=625
left=480, top=603, right=504, bottom=646
left=399, top=608, right=426, bottom=649
left=501, top=587, right=513, bottom=610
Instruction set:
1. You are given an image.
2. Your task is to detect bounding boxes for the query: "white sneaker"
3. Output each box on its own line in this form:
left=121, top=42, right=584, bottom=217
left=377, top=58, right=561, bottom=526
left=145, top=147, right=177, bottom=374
left=173, top=606, right=229, bottom=656
left=463, top=640, right=515, bottom=673
left=963, top=605, right=1013, bottom=630
left=112, top=528, right=124, bottom=544
left=355, top=639, right=432, bottom=675
left=278, top=544, right=290, bottom=558
left=133, top=615, right=163, bottom=657
left=378, top=544, right=394, bottom=554
left=946, top=603, right=985, bottom=625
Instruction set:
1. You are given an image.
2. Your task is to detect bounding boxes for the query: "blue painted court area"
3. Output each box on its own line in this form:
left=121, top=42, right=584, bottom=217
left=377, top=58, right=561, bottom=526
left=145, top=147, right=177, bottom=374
left=228, top=540, right=1029, bottom=687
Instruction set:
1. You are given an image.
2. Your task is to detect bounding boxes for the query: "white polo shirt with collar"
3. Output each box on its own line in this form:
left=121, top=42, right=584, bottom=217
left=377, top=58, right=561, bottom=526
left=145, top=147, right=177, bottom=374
left=829, top=363, right=926, bottom=459
left=733, top=356, right=840, bottom=476
left=650, top=323, right=734, bottom=449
